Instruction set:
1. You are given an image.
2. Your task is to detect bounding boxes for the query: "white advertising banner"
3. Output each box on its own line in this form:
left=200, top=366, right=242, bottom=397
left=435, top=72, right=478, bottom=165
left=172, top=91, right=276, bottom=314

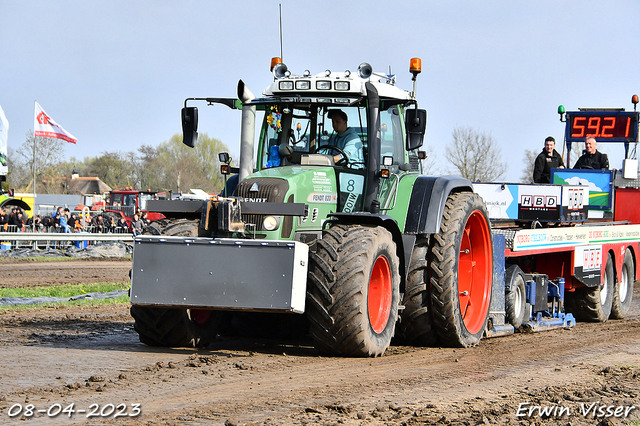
left=33, top=102, right=77, bottom=144
left=0, top=105, right=8, bottom=175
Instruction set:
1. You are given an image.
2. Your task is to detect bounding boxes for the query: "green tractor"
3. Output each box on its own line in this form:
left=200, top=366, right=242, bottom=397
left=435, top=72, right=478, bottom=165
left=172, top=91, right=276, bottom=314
left=130, top=58, right=494, bottom=356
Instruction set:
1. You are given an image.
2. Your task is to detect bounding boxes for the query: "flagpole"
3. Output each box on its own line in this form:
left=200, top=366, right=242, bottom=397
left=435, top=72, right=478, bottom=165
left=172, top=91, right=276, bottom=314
left=33, top=101, right=37, bottom=232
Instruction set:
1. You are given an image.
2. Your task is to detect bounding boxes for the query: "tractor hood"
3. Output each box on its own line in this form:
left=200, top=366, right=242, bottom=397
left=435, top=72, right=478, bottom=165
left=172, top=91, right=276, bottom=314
left=236, top=165, right=338, bottom=207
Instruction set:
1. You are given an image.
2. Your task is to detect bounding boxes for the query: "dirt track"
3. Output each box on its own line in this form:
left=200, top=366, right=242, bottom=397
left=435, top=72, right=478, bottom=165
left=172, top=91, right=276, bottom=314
left=0, top=259, right=639, bottom=425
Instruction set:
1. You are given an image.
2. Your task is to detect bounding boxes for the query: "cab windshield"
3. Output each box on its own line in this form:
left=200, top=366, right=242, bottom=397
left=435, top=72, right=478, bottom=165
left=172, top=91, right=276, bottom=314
left=258, top=102, right=407, bottom=171
left=259, top=104, right=368, bottom=169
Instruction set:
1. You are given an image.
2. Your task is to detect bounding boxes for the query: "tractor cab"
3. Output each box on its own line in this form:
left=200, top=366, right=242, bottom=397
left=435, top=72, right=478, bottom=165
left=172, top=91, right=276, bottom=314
left=179, top=58, right=427, bottom=239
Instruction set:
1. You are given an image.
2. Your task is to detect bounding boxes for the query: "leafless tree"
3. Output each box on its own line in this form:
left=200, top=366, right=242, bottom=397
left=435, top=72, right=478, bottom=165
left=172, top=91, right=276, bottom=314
left=520, top=149, right=537, bottom=183
left=419, top=145, right=439, bottom=175
left=16, top=130, right=65, bottom=193
left=445, top=126, right=507, bottom=182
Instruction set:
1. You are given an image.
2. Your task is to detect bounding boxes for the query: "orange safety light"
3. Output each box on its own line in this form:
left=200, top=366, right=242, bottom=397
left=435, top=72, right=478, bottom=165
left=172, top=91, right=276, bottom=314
left=409, top=58, right=422, bottom=76
left=633, top=94, right=639, bottom=105
left=380, top=169, right=390, bottom=179
left=270, top=57, right=283, bottom=72
left=221, top=164, right=230, bottom=175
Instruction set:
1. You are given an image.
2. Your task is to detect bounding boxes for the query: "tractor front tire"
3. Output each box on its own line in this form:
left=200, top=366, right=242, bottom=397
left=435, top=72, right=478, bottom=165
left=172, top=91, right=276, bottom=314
left=307, top=224, right=400, bottom=357
left=430, top=192, right=493, bottom=348
left=131, top=218, right=222, bottom=348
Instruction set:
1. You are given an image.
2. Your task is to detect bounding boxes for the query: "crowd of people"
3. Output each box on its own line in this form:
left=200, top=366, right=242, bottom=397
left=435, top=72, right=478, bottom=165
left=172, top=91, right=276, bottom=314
left=0, top=206, right=151, bottom=235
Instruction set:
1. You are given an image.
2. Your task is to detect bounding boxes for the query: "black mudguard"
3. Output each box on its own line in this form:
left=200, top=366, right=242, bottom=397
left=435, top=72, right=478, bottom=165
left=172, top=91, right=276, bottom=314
left=0, top=197, right=31, bottom=211
left=404, top=175, right=473, bottom=235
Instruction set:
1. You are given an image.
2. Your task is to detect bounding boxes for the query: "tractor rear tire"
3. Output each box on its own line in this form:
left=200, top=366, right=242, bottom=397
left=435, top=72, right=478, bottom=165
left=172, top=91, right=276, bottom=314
left=131, top=217, right=222, bottom=347
left=430, top=192, right=493, bottom=348
left=611, top=250, right=634, bottom=319
left=505, top=265, right=528, bottom=330
left=307, top=224, right=400, bottom=357
left=566, top=252, right=614, bottom=322
left=399, top=237, right=439, bottom=346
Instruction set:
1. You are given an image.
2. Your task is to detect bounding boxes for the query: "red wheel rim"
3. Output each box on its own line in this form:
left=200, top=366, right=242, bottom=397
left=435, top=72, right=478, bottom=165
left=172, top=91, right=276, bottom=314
left=192, top=309, right=212, bottom=325
left=368, top=255, right=392, bottom=334
left=457, top=210, right=492, bottom=334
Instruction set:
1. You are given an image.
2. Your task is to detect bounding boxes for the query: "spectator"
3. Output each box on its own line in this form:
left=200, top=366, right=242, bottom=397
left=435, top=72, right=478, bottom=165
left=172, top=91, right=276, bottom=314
left=131, top=213, right=144, bottom=236
left=92, top=214, right=105, bottom=233
left=573, top=137, right=609, bottom=170
left=116, top=217, right=130, bottom=233
left=106, top=217, right=117, bottom=233
left=28, top=214, right=44, bottom=232
left=58, top=210, right=71, bottom=233
left=9, top=208, right=26, bottom=232
left=70, top=214, right=83, bottom=232
left=40, top=215, right=51, bottom=231
left=52, top=207, right=63, bottom=231
left=0, top=209, right=8, bottom=231
left=140, top=211, right=150, bottom=230
left=533, top=136, right=565, bottom=183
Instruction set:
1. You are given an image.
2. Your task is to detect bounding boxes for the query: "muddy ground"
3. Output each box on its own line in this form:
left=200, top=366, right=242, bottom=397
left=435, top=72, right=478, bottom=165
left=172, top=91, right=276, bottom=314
left=0, top=258, right=639, bottom=425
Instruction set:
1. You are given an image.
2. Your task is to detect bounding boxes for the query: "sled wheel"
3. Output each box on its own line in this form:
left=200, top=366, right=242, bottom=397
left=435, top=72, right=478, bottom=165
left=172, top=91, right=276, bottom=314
left=611, top=250, right=635, bottom=319
left=130, top=306, right=220, bottom=347
left=307, top=224, right=400, bottom=357
left=399, top=238, right=439, bottom=346
left=566, top=252, right=615, bottom=322
left=131, top=218, right=222, bottom=347
left=505, top=265, right=528, bottom=330
left=430, top=192, right=493, bottom=347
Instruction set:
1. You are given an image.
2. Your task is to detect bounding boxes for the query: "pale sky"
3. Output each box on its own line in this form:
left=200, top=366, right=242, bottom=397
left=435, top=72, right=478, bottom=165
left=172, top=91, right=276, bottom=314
left=2, top=0, right=639, bottom=182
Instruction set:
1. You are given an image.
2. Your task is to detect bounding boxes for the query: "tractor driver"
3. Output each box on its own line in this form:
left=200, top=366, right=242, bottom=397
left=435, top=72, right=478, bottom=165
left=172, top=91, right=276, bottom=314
left=325, top=109, right=365, bottom=168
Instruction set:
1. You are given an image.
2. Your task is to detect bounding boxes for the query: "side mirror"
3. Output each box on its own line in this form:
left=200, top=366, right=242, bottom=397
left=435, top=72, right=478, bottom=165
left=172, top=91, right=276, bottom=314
left=181, top=107, right=199, bottom=148
left=218, top=152, right=230, bottom=164
left=405, top=108, right=427, bottom=151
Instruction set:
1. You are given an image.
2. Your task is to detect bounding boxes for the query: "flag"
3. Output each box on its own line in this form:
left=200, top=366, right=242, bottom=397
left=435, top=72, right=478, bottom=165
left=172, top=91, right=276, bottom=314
left=0, top=105, right=8, bottom=175
left=34, top=102, right=77, bottom=144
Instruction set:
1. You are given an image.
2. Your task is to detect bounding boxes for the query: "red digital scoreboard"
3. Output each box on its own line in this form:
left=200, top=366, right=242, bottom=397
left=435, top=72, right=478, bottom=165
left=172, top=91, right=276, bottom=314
left=565, top=110, right=639, bottom=143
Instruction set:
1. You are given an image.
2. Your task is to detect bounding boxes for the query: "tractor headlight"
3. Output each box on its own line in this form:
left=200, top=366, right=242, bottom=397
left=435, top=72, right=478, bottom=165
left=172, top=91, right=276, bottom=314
left=263, top=215, right=279, bottom=231
left=334, top=81, right=350, bottom=91
left=295, top=80, right=310, bottom=90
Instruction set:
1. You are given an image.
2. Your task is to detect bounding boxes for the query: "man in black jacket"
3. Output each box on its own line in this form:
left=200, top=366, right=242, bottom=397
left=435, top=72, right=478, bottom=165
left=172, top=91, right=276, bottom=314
left=574, top=137, right=609, bottom=170
left=533, top=136, right=565, bottom=183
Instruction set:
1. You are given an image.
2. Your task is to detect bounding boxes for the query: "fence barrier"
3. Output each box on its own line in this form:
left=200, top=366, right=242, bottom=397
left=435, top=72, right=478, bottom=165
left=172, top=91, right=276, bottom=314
left=0, top=228, right=133, bottom=250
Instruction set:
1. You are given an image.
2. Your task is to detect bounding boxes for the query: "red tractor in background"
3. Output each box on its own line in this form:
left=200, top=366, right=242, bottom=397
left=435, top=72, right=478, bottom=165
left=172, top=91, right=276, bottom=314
left=103, top=189, right=166, bottom=226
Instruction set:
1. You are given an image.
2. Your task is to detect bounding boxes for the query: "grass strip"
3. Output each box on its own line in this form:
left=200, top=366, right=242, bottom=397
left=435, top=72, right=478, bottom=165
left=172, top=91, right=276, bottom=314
left=0, top=295, right=131, bottom=310
left=0, top=282, right=129, bottom=298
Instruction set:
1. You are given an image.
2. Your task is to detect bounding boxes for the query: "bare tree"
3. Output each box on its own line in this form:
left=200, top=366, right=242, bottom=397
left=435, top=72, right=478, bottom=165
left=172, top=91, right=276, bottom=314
left=445, top=126, right=507, bottom=182
left=419, top=145, right=439, bottom=175
left=5, top=146, right=30, bottom=190
left=520, top=149, right=538, bottom=183
left=16, top=130, right=65, bottom=193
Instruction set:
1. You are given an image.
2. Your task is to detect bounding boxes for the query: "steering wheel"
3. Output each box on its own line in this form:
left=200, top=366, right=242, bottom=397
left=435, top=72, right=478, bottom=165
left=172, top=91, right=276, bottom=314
left=313, top=145, right=349, bottom=166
